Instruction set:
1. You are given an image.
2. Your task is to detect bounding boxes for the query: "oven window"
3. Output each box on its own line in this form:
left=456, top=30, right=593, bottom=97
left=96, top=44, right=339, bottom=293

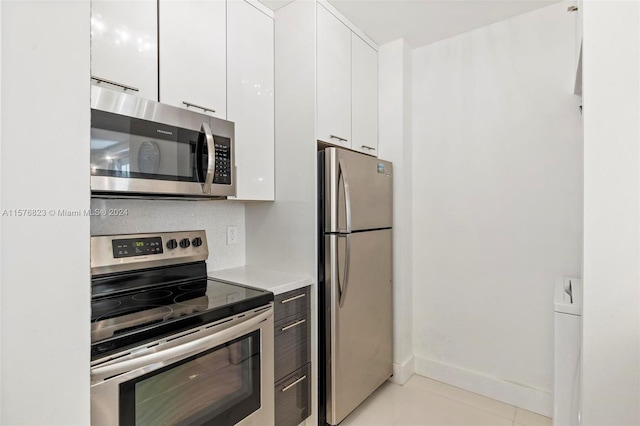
left=119, top=330, right=261, bottom=426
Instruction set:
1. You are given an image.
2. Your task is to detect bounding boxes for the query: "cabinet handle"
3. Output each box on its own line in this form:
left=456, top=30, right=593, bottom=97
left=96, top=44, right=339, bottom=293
left=281, top=293, right=306, bottom=304
left=361, top=145, right=376, bottom=151
left=281, top=319, right=306, bottom=332
left=281, top=375, right=307, bottom=392
left=330, top=134, right=348, bottom=142
left=91, top=76, right=139, bottom=92
left=567, top=5, right=578, bottom=12
left=183, top=101, right=216, bottom=114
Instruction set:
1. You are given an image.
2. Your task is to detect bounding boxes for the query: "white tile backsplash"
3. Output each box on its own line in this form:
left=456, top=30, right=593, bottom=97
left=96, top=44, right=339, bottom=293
left=90, top=198, right=245, bottom=272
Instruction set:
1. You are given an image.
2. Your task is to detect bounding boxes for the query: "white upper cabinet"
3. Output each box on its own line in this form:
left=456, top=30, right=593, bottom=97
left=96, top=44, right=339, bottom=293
left=573, top=0, right=583, bottom=96
left=574, top=0, right=582, bottom=69
left=317, top=4, right=352, bottom=148
left=91, top=0, right=158, bottom=100
left=316, top=2, right=378, bottom=156
left=227, top=1, right=275, bottom=201
left=159, top=0, right=226, bottom=119
left=351, top=33, right=378, bottom=156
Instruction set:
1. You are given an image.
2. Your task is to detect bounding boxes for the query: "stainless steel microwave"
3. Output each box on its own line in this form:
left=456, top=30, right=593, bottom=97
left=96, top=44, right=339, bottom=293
left=90, top=86, right=235, bottom=199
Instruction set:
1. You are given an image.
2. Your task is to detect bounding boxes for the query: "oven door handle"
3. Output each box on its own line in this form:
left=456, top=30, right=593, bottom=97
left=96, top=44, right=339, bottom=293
left=91, top=308, right=272, bottom=382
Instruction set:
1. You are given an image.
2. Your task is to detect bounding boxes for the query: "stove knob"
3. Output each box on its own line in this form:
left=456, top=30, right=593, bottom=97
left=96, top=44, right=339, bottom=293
left=192, top=237, right=203, bottom=247
left=179, top=238, right=191, bottom=248
left=166, top=239, right=178, bottom=250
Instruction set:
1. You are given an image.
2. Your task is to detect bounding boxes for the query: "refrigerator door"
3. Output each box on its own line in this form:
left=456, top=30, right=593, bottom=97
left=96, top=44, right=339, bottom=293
left=325, top=229, right=393, bottom=425
left=324, top=148, right=393, bottom=233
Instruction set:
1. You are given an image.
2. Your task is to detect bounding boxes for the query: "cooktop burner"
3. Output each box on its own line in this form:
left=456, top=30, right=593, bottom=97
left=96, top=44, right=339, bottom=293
left=131, top=289, right=173, bottom=301
left=91, top=278, right=272, bottom=360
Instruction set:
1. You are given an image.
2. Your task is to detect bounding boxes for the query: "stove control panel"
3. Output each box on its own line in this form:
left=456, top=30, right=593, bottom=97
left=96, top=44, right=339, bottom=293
left=112, top=236, right=163, bottom=258
left=91, top=230, right=209, bottom=275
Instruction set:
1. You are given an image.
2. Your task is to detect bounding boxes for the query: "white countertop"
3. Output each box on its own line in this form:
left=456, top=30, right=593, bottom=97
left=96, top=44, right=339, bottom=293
left=208, top=266, right=314, bottom=295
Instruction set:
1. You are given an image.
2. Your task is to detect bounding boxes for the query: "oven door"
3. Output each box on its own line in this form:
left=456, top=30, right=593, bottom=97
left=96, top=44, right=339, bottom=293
left=90, top=86, right=236, bottom=198
left=91, top=306, right=274, bottom=426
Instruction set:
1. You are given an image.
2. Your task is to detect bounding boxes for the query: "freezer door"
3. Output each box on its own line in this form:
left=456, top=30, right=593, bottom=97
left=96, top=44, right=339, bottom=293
left=325, top=229, right=393, bottom=425
left=324, top=148, right=393, bottom=233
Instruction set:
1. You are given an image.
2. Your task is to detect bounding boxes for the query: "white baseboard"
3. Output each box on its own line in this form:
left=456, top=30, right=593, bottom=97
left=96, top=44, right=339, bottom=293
left=414, top=356, right=552, bottom=417
left=388, top=356, right=415, bottom=385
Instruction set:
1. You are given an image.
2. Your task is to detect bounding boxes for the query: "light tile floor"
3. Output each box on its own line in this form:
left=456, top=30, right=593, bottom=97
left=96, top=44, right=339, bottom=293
left=340, top=375, right=552, bottom=426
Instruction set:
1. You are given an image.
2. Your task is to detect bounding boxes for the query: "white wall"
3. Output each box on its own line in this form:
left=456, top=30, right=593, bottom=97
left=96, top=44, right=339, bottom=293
left=581, top=1, right=640, bottom=424
left=245, top=0, right=317, bottom=278
left=90, top=199, right=246, bottom=272
left=411, top=2, right=583, bottom=415
left=0, top=2, right=3, bottom=420
left=245, top=2, right=319, bottom=424
left=1, top=1, right=91, bottom=423
left=378, top=39, right=414, bottom=384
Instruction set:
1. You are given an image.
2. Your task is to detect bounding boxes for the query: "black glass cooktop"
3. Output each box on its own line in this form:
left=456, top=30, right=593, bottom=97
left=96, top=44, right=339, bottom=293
left=91, top=277, right=273, bottom=360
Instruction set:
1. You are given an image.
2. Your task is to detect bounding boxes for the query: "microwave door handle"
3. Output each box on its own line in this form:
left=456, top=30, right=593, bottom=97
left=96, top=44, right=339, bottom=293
left=90, top=307, right=272, bottom=382
left=200, top=122, right=215, bottom=194
left=195, top=132, right=205, bottom=183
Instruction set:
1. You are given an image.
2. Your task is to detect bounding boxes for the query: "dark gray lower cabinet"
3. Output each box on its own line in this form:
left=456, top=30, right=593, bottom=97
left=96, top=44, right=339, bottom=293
left=275, top=287, right=310, bottom=322
left=275, top=310, right=311, bottom=381
left=274, top=287, right=311, bottom=426
left=275, top=363, right=311, bottom=426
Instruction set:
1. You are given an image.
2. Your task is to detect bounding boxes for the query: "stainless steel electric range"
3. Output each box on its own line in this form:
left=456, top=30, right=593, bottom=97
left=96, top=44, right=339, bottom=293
left=90, top=230, right=274, bottom=426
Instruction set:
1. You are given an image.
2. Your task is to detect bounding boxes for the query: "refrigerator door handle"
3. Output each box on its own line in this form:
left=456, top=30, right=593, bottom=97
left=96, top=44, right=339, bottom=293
left=338, top=233, right=351, bottom=307
left=338, top=159, right=352, bottom=233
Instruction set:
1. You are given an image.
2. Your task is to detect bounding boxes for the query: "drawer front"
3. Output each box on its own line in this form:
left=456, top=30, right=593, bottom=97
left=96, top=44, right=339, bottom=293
left=274, top=287, right=310, bottom=322
left=275, top=363, right=311, bottom=426
left=275, top=310, right=311, bottom=382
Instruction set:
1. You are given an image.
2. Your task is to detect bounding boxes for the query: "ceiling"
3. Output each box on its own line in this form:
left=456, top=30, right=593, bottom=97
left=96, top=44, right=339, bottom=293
left=259, top=0, right=561, bottom=48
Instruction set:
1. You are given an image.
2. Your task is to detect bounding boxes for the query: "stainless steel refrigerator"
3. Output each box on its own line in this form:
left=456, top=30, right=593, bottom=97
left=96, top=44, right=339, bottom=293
left=318, top=147, right=393, bottom=426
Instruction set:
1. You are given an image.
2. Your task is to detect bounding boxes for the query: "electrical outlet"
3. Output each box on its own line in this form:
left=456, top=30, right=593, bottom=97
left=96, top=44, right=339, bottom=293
left=227, top=226, right=238, bottom=245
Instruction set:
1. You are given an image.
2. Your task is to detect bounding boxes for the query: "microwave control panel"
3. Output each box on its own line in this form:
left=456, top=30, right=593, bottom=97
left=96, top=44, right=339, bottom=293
left=213, top=137, right=232, bottom=185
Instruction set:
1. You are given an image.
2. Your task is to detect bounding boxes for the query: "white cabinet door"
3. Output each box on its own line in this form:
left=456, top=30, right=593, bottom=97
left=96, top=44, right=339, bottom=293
left=351, top=34, right=378, bottom=156
left=575, top=0, right=582, bottom=68
left=227, top=0, right=275, bottom=201
left=91, top=0, right=158, bottom=100
left=159, top=0, right=226, bottom=119
left=317, top=4, right=351, bottom=148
